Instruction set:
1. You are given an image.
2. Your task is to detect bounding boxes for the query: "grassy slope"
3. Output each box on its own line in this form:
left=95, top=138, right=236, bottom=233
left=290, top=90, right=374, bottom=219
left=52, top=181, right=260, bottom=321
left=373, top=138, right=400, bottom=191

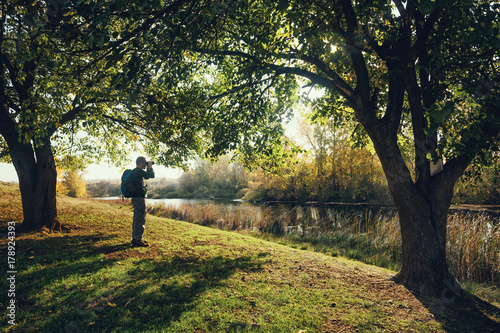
left=0, top=183, right=499, bottom=333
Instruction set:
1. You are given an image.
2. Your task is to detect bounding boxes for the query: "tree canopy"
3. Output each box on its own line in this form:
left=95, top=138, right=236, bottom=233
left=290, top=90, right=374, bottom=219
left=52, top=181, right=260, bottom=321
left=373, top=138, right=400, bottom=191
left=2, top=0, right=498, bottom=182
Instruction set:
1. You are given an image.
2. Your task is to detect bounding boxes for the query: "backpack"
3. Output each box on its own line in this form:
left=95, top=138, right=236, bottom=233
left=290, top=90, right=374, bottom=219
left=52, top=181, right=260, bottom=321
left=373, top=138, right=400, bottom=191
left=121, top=169, right=137, bottom=197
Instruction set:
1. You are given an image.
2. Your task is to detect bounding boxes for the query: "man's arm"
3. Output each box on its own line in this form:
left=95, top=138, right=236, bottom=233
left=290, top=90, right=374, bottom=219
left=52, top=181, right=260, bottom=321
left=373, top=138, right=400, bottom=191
left=135, top=167, right=155, bottom=179
left=145, top=161, right=155, bottom=179
left=145, top=167, right=155, bottom=179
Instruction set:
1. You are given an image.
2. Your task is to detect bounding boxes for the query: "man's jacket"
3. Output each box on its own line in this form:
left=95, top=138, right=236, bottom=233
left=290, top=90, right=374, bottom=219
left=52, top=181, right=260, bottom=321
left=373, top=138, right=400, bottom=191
left=129, top=167, right=155, bottom=197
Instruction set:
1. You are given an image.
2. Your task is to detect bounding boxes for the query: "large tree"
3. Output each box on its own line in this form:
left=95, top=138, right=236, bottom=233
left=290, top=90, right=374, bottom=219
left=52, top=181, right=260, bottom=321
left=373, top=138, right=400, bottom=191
left=0, top=0, right=206, bottom=231
left=146, top=0, right=499, bottom=296
left=0, top=0, right=291, bottom=232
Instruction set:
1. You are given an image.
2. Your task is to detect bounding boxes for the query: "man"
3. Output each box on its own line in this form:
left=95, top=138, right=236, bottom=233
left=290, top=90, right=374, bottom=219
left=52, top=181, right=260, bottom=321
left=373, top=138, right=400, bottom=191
left=129, top=156, right=155, bottom=247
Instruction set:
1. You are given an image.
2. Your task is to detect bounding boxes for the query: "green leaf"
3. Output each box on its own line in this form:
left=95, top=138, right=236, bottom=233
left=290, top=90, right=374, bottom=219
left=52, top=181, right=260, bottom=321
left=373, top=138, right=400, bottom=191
left=277, top=0, right=289, bottom=12
left=136, top=0, right=147, bottom=11
left=419, top=0, right=436, bottom=15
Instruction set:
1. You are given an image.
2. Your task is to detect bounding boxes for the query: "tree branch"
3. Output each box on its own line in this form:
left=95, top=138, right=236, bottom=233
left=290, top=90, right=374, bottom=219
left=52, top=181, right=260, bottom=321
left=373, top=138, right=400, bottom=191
left=393, top=0, right=407, bottom=17
left=289, top=51, right=355, bottom=98
left=100, top=113, right=153, bottom=140
left=339, top=0, right=373, bottom=117
left=193, top=47, right=357, bottom=108
left=208, top=75, right=278, bottom=100
left=79, top=0, right=188, bottom=73
left=269, top=64, right=357, bottom=109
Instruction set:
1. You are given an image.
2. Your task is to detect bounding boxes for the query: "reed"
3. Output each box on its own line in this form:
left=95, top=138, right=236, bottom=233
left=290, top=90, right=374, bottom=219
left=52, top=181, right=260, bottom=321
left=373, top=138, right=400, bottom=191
left=447, top=212, right=500, bottom=283
left=147, top=202, right=500, bottom=285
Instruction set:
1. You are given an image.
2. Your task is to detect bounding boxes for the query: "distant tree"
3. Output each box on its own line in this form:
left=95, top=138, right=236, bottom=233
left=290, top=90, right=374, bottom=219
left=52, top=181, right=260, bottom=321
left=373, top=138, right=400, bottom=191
left=56, top=167, right=69, bottom=196
left=55, top=156, right=87, bottom=198
left=61, top=170, right=87, bottom=198
left=454, top=155, right=500, bottom=205
left=176, top=156, right=249, bottom=199
left=86, top=181, right=120, bottom=198
left=178, top=172, right=198, bottom=197
left=291, top=114, right=388, bottom=202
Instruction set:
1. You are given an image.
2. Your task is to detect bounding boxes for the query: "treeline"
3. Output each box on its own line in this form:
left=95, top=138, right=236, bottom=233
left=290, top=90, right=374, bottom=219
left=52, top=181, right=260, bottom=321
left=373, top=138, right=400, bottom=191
left=85, top=180, right=120, bottom=198
left=84, top=178, right=178, bottom=199
left=154, top=119, right=393, bottom=203
left=81, top=155, right=500, bottom=205
left=79, top=118, right=499, bottom=204
left=83, top=148, right=389, bottom=203
left=245, top=121, right=391, bottom=203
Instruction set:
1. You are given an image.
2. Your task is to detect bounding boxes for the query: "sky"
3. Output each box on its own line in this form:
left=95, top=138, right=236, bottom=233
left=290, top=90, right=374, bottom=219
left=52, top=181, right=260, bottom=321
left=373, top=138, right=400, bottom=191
left=0, top=111, right=303, bottom=183
left=0, top=159, right=184, bottom=182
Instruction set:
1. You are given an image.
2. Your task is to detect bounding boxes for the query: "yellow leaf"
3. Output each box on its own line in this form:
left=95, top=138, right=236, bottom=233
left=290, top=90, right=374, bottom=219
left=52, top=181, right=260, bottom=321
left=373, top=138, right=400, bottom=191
left=107, top=302, right=117, bottom=307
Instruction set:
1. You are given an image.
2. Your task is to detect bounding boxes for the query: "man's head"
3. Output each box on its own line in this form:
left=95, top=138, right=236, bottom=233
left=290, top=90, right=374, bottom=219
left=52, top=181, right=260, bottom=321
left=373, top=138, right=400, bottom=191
left=136, top=156, right=147, bottom=169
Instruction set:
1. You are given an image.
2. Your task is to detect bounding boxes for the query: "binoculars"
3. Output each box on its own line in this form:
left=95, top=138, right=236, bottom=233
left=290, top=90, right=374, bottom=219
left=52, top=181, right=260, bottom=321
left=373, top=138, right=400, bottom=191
left=148, top=161, right=155, bottom=165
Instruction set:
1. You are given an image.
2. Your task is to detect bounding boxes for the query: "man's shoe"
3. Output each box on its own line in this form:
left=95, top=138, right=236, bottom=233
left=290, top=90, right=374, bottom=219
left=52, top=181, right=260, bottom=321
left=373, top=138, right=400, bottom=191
left=131, top=239, right=149, bottom=247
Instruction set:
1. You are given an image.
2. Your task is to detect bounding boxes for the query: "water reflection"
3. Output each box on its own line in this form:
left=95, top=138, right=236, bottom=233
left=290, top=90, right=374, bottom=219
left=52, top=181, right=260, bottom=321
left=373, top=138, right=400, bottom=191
left=146, top=198, right=211, bottom=208
left=96, top=197, right=214, bottom=208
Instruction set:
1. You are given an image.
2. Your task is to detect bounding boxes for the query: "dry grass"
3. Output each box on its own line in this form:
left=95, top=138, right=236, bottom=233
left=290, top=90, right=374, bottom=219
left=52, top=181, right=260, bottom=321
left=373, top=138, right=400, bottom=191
left=447, top=212, right=500, bottom=283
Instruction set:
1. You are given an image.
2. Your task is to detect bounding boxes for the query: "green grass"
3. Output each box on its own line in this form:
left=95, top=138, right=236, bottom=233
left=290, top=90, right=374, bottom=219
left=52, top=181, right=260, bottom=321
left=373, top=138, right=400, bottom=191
left=1, top=183, right=499, bottom=332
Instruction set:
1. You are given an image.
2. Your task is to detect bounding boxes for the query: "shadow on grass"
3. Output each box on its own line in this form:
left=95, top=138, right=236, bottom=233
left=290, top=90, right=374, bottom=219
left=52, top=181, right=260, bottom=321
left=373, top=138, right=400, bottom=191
left=9, top=233, right=270, bottom=333
left=414, top=288, right=500, bottom=333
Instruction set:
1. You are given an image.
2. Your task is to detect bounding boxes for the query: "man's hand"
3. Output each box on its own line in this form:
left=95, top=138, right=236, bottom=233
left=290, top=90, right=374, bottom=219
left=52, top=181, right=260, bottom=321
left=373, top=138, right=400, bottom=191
left=147, top=161, right=153, bottom=169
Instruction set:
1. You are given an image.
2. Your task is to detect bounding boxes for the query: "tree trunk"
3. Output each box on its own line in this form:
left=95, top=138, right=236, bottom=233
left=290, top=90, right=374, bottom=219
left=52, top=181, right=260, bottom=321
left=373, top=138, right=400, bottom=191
left=390, top=182, right=456, bottom=296
left=10, top=137, right=61, bottom=232
left=367, top=128, right=464, bottom=297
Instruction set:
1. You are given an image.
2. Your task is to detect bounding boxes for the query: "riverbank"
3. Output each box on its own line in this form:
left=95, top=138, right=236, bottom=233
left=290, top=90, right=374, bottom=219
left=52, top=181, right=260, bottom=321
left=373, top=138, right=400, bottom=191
left=1, top=183, right=499, bottom=332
